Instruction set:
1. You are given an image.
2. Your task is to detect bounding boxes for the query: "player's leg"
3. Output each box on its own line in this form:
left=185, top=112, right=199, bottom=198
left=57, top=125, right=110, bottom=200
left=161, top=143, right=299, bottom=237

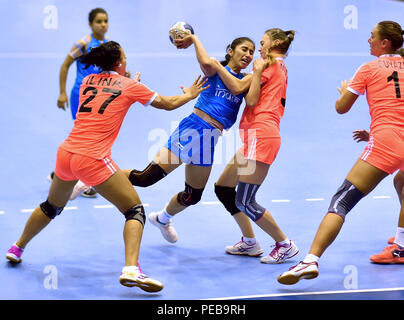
left=215, top=153, right=263, bottom=256
left=94, top=169, right=163, bottom=292
left=6, top=175, right=77, bottom=263
left=278, top=159, right=388, bottom=285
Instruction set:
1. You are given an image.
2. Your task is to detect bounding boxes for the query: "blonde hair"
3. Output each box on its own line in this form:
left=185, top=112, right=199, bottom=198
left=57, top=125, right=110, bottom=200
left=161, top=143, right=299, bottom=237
left=265, top=28, right=295, bottom=64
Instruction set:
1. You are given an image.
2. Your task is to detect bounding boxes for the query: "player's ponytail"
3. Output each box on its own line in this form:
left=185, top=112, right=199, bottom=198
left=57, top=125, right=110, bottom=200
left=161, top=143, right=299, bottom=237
left=220, top=37, right=255, bottom=66
left=80, top=41, right=122, bottom=71
left=265, top=28, right=296, bottom=65
left=377, top=21, right=404, bottom=58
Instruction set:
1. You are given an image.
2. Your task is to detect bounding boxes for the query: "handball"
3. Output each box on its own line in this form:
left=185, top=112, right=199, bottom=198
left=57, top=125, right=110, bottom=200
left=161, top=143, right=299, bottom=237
left=169, top=21, right=194, bottom=44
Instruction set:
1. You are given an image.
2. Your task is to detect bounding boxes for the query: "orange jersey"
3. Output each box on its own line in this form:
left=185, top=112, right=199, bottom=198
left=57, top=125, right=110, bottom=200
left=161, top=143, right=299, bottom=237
left=61, top=71, right=157, bottom=159
left=239, top=57, right=288, bottom=136
left=348, top=54, right=404, bottom=132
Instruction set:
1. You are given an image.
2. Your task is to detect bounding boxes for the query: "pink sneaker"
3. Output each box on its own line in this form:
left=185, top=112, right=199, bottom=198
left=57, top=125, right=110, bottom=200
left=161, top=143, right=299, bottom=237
left=6, top=244, right=23, bottom=263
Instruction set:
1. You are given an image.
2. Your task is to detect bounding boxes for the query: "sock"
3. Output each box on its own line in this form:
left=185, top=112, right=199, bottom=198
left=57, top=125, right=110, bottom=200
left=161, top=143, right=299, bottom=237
left=242, top=236, right=256, bottom=245
left=157, top=209, right=173, bottom=225
left=278, top=238, right=291, bottom=247
left=394, top=227, right=404, bottom=248
left=303, top=254, right=319, bottom=264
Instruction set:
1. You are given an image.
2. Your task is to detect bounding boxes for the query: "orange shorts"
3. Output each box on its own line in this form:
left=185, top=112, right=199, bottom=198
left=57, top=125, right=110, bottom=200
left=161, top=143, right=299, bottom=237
left=239, top=125, right=281, bottom=165
left=360, top=127, right=404, bottom=174
left=54, top=147, right=119, bottom=186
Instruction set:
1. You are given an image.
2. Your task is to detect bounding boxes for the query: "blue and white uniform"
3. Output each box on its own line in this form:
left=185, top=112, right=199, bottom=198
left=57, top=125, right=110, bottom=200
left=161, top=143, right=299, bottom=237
left=68, top=34, right=109, bottom=119
left=166, top=66, right=246, bottom=166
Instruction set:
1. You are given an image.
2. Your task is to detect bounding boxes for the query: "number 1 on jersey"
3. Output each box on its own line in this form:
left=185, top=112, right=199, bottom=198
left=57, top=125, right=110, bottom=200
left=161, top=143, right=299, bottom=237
left=387, top=71, right=401, bottom=98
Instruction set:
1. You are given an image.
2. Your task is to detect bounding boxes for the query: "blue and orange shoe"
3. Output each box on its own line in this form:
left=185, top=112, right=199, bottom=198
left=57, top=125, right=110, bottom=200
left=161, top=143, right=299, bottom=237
left=6, top=243, right=23, bottom=263
left=370, top=244, right=404, bottom=264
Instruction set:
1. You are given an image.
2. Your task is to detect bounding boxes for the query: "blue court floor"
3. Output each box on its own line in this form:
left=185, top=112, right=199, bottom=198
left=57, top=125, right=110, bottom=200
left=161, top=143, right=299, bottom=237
left=1, top=0, right=404, bottom=301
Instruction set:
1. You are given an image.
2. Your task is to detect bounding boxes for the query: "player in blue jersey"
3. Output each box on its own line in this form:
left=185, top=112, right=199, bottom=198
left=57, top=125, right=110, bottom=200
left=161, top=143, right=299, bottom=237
left=52, top=8, right=110, bottom=198
left=125, top=34, right=255, bottom=243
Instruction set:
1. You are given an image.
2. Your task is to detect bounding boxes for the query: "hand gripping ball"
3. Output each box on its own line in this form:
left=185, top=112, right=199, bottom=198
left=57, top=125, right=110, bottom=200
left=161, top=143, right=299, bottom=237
left=169, top=21, right=194, bottom=44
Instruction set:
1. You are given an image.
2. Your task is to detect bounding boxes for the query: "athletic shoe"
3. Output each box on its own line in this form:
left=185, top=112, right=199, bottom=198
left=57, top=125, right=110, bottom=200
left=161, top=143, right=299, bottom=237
left=6, top=244, right=23, bottom=263
left=260, top=240, right=299, bottom=264
left=225, top=237, right=263, bottom=256
left=277, top=261, right=319, bottom=285
left=69, top=181, right=91, bottom=200
left=388, top=237, right=395, bottom=244
left=81, top=187, right=97, bottom=198
left=370, top=244, right=404, bottom=264
left=148, top=211, right=178, bottom=243
left=119, top=265, right=163, bottom=292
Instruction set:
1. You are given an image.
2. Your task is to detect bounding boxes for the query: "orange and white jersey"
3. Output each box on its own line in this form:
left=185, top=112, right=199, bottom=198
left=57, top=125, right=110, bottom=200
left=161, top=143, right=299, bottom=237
left=239, top=57, right=288, bottom=137
left=348, top=54, right=404, bottom=132
left=61, top=71, right=157, bottom=159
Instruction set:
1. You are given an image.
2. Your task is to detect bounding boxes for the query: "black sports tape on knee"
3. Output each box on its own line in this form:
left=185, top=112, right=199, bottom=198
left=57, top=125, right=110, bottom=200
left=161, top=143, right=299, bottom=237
left=327, top=179, right=365, bottom=220
left=177, top=183, right=204, bottom=207
left=129, top=162, right=167, bottom=187
left=40, top=200, right=64, bottom=220
left=124, top=204, right=146, bottom=226
left=235, top=182, right=266, bottom=222
left=214, top=184, right=240, bottom=215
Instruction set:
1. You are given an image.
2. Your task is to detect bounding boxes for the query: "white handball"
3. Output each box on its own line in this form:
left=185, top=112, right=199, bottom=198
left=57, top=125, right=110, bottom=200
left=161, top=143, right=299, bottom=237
left=169, top=21, right=194, bottom=44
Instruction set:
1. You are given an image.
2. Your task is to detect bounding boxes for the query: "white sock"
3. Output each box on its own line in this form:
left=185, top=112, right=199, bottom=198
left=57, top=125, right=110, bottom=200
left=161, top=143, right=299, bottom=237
left=242, top=236, right=256, bottom=245
left=278, top=238, right=291, bottom=247
left=394, top=227, right=404, bottom=248
left=157, top=209, right=173, bottom=225
left=303, top=254, right=319, bottom=264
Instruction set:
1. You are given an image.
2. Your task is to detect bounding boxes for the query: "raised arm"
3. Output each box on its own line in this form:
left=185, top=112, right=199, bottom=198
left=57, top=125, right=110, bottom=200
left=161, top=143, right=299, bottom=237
left=245, top=59, right=267, bottom=107
left=335, top=80, right=359, bottom=114
left=210, top=58, right=253, bottom=95
left=174, top=35, right=217, bottom=77
left=150, top=75, right=209, bottom=111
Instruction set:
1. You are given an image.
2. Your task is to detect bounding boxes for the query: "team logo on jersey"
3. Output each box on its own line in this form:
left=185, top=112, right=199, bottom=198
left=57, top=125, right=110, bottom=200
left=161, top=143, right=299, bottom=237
left=215, top=85, right=240, bottom=104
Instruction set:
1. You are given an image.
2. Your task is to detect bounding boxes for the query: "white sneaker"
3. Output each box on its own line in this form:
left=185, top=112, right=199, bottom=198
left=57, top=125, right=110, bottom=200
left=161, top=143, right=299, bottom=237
left=119, top=266, right=163, bottom=292
left=277, top=261, right=319, bottom=285
left=225, top=237, right=263, bottom=256
left=260, top=240, right=299, bottom=264
left=148, top=211, right=178, bottom=243
left=69, top=181, right=91, bottom=200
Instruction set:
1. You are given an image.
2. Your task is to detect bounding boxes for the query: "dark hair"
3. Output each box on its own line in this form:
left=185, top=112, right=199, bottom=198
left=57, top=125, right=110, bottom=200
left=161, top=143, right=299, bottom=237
left=265, top=28, right=295, bottom=64
left=377, top=21, right=404, bottom=58
left=81, top=41, right=121, bottom=71
left=89, top=8, right=108, bottom=24
left=220, top=37, right=255, bottom=66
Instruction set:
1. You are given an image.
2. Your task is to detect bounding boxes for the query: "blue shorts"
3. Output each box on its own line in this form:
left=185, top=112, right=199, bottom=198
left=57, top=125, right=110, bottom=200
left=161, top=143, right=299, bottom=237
left=166, top=113, right=222, bottom=166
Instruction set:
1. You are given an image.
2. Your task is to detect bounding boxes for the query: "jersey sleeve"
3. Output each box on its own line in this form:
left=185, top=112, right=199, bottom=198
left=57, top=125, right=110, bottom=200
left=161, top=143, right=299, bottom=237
left=68, top=35, right=91, bottom=59
left=126, top=80, right=157, bottom=106
left=347, top=63, right=372, bottom=96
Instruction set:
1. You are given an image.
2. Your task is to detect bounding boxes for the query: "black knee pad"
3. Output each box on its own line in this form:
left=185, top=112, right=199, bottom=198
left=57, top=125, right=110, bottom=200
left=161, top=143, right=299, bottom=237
left=235, top=182, right=266, bottom=222
left=123, top=204, right=146, bottom=226
left=177, top=183, right=204, bottom=207
left=40, top=200, right=64, bottom=219
left=214, top=184, right=240, bottom=215
left=327, top=179, right=365, bottom=220
left=128, top=162, right=167, bottom=187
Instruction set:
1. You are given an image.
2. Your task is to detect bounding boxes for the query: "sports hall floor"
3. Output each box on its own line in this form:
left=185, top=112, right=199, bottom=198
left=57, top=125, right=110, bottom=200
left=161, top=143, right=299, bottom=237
left=1, top=0, right=404, bottom=301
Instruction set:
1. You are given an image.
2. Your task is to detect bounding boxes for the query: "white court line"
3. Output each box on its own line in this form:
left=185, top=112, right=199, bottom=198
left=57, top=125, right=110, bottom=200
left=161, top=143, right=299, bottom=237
left=64, top=206, right=78, bottom=210
left=305, top=198, right=324, bottom=202
left=0, top=211, right=5, bottom=215
left=94, top=203, right=149, bottom=209
left=21, top=209, right=34, bottom=213
left=0, top=51, right=370, bottom=59
left=271, top=199, right=291, bottom=203
left=372, top=196, right=391, bottom=199
left=207, top=286, right=404, bottom=300
left=201, top=201, right=221, bottom=205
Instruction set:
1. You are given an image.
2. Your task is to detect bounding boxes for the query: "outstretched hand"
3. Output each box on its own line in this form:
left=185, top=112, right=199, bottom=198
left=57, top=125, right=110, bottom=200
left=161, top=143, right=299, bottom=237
left=352, top=129, right=369, bottom=143
left=337, top=80, right=350, bottom=95
left=57, top=92, right=69, bottom=110
left=173, top=35, right=194, bottom=49
left=181, top=75, right=210, bottom=99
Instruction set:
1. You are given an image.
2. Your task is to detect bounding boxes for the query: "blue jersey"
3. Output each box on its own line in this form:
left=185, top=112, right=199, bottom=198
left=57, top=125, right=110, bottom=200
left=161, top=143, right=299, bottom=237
left=194, top=66, right=246, bottom=130
left=68, top=34, right=109, bottom=119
